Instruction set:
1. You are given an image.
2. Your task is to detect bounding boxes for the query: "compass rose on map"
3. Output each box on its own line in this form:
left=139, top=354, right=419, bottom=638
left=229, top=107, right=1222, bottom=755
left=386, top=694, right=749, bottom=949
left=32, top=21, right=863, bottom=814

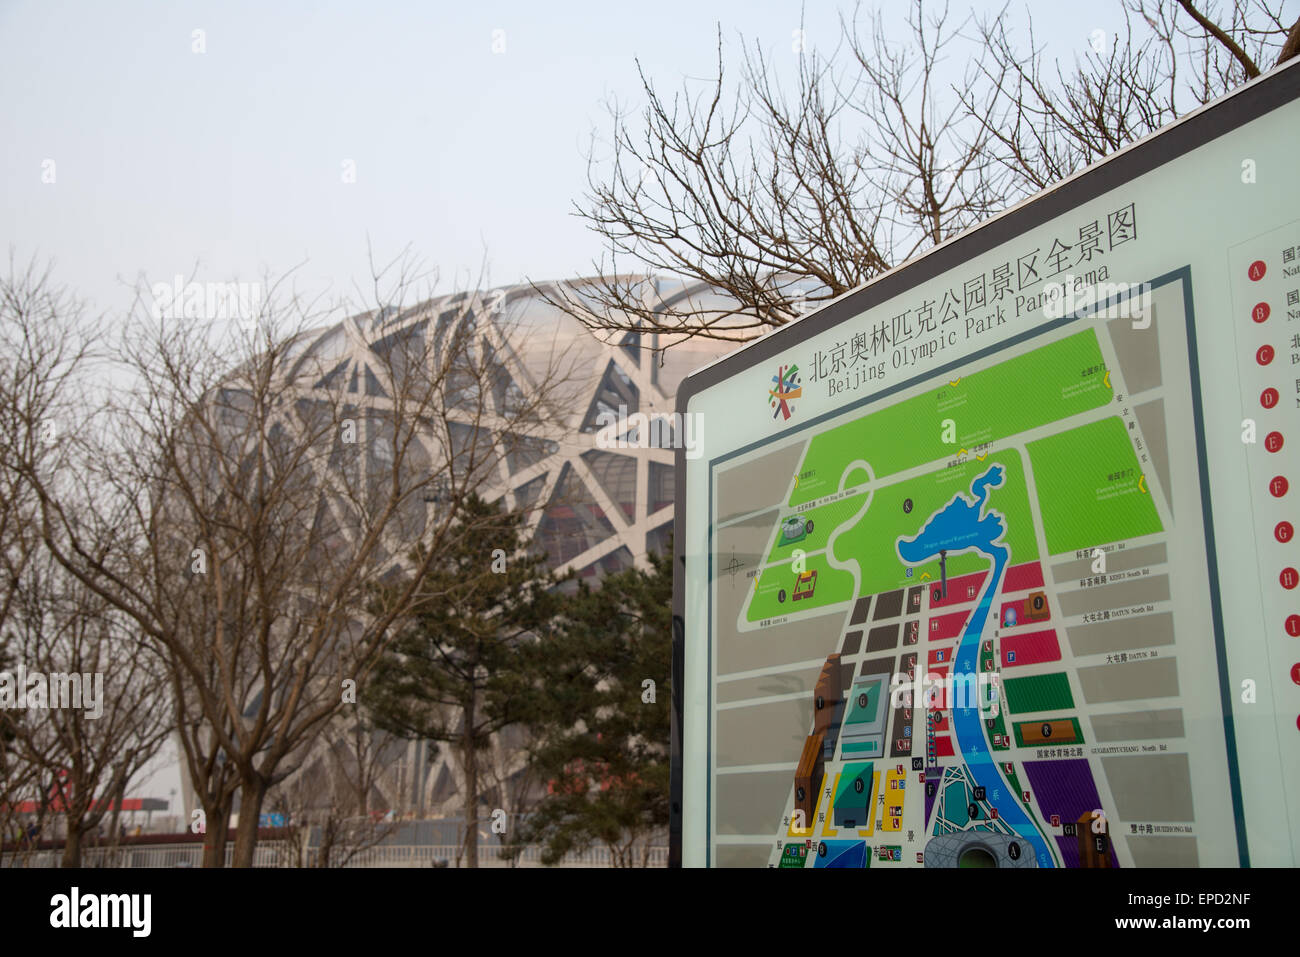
left=724, top=549, right=745, bottom=587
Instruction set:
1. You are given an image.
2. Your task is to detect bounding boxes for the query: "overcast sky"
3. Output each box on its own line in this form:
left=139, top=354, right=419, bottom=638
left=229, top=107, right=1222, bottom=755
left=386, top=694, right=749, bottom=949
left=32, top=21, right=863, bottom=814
left=0, top=1, right=1102, bottom=323
left=0, top=0, right=1101, bottom=813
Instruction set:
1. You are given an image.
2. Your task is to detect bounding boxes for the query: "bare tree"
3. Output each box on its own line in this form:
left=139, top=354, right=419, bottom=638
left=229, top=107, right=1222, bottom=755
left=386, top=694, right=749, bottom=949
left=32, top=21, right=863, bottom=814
left=4, top=549, right=170, bottom=866
left=0, top=638, right=50, bottom=863
left=0, top=257, right=90, bottom=624
left=969, top=0, right=1296, bottom=201
left=267, top=717, right=401, bottom=868
left=545, top=0, right=1297, bottom=344
left=0, top=256, right=98, bottom=691
left=17, top=248, right=581, bottom=867
left=0, top=256, right=101, bottom=864
left=0, top=751, right=53, bottom=866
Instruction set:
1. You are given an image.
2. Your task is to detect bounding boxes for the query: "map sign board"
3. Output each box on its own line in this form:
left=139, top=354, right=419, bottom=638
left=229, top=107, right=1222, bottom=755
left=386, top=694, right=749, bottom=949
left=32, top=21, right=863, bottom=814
left=671, top=59, right=1300, bottom=868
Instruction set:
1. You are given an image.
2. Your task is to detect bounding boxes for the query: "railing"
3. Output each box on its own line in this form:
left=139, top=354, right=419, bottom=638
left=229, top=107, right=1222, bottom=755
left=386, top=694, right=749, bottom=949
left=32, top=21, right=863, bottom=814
left=1, top=841, right=669, bottom=868
left=308, top=843, right=670, bottom=868
left=0, top=843, right=281, bottom=869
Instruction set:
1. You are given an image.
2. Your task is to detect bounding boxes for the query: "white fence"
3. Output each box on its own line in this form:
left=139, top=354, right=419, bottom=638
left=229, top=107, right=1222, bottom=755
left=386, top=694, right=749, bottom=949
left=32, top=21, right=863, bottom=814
left=1, top=843, right=279, bottom=869
left=1, top=841, right=669, bottom=869
left=309, top=843, right=670, bottom=868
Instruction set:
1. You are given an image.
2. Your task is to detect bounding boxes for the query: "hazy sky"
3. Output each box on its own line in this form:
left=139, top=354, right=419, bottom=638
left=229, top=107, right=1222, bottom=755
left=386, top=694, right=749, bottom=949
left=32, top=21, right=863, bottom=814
left=0, top=0, right=1102, bottom=813
left=1, top=0, right=1102, bottom=323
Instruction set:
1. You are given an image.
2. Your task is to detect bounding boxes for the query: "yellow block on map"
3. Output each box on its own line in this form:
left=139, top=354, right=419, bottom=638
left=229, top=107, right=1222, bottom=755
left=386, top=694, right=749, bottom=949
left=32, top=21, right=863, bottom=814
left=786, top=773, right=825, bottom=838
left=881, top=767, right=905, bottom=832
left=821, top=769, right=879, bottom=838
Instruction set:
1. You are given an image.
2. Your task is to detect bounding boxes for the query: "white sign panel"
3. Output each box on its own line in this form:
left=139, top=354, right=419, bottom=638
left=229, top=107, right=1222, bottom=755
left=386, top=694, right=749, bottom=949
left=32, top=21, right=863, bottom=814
left=671, top=61, right=1300, bottom=869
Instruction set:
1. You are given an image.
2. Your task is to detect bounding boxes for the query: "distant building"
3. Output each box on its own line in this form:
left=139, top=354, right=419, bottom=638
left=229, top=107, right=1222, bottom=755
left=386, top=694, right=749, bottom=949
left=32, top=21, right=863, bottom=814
left=181, top=277, right=740, bottom=828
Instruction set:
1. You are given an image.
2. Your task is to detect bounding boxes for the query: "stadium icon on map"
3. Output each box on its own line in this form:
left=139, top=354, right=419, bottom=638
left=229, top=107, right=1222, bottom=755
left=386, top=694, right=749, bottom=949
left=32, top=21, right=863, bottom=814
left=780, top=515, right=812, bottom=545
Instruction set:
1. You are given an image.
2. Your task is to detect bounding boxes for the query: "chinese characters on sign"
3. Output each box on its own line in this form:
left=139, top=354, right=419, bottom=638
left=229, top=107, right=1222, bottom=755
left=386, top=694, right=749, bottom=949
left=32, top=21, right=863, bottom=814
left=808, top=204, right=1139, bottom=400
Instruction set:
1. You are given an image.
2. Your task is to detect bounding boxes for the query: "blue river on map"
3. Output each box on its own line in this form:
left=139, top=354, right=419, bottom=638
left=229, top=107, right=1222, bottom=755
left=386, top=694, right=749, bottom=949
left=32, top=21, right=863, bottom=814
left=897, top=464, right=1055, bottom=868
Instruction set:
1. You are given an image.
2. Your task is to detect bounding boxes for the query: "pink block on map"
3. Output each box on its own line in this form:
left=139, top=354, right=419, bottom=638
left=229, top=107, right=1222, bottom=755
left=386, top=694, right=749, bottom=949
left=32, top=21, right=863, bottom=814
left=925, top=571, right=987, bottom=609
left=927, top=610, right=970, bottom=641
left=1002, top=561, right=1045, bottom=593
left=927, top=647, right=954, bottom=668
left=1000, top=629, right=1061, bottom=668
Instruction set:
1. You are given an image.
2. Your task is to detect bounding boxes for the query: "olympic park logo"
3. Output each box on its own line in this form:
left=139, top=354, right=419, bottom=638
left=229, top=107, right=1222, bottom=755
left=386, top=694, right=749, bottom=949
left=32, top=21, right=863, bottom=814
left=769, top=363, right=801, bottom=421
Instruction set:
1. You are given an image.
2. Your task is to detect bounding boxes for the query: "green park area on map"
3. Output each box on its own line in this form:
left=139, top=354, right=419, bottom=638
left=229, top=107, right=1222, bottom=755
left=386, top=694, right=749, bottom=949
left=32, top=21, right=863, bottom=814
left=748, top=453, right=1038, bottom=621
left=1026, top=417, right=1163, bottom=554
left=744, top=328, right=1163, bottom=623
left=788, top=330, right=1111, bottom=506
left=763, top=492, right=869, bottom=563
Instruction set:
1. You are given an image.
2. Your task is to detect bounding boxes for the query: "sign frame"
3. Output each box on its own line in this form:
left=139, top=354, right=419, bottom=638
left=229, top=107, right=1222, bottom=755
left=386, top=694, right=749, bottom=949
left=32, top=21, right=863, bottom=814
left=670, top=57, right=1300, bottom=868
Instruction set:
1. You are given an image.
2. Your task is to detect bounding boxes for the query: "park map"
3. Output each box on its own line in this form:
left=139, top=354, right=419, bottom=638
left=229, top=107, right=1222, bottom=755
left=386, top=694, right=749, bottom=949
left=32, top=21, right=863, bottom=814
left=706, top=276, right=1239, bottom=868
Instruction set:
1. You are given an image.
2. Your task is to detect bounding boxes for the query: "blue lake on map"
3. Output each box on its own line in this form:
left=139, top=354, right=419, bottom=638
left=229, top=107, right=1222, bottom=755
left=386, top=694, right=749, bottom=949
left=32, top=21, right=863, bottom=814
left=896, top=463, right=1056, bottom=867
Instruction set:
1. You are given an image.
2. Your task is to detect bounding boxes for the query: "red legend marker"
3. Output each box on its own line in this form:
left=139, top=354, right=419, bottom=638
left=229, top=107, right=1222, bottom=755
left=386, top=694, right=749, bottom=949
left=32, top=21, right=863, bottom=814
left=1263, top=388, right=1280, bottom=409
left=1292, top=663, right=1300, bottom=685
left=1253, top=302, right=1271, bottom=323
left=1271, top=476, right=1289, bottom=497
left=1282, top=567, right=1299, bottom=590
left=1287, top=614, right=1300, bottom=637
left=1258, top=344, right=1276, bottom=366
left=1277, top=521, right=1294, bottom=543
left=1267, top=431, right=1285, bottom=452
left=1249, top=260, right=1267, bottom=281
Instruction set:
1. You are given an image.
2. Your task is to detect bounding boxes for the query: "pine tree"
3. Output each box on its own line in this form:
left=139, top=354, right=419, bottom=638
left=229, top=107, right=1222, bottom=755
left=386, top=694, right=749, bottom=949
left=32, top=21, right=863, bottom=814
left=364, top=493, right=559, bottom=868
left=517, top=547, right=671, bottom=867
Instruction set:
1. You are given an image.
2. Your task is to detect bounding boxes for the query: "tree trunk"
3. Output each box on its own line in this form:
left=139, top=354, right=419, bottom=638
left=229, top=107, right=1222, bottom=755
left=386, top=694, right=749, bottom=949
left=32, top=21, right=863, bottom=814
left=463, top=690, right=478, bottom=869
left=201, top=799, right=231, bottom=868
left=105, top=772, right=129, bottom=865
left=61, top=825, right=82, bottom=867
left=102, top=748, right=131, bottom=863
left=317, top=815, right=336, bottom=868
left=1279, top=18, right=1300, bottom=66
left=232, top=775, right=267, bottom=868
left=106, top=803, right=123, bottom=857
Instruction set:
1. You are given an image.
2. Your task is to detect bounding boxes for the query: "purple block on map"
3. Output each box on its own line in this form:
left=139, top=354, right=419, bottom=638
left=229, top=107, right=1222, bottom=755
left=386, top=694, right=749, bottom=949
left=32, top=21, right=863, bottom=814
left=1022, top=758, right=1119, bottom=868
